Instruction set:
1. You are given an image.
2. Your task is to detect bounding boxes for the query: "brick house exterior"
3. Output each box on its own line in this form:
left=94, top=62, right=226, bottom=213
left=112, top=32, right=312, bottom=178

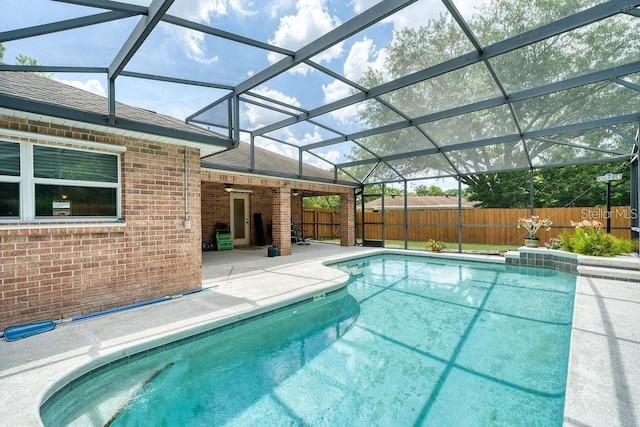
left=0, top=111, right=206, bottom=330
left=0, top=72, right=357, bottom=330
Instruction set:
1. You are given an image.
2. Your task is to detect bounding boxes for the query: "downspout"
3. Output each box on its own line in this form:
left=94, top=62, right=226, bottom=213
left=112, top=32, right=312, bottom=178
left=184, top=147, right=190, bottom=229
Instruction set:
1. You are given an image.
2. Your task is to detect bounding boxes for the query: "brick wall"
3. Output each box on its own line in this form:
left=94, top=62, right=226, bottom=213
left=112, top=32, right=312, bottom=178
left=200, top=169, right=356, bottom=251
left=0, top=115, right=202, bottom=330
left=340, top=192, right=356, bottom=246
left=201, top=184, right=292, bottom=248
left=201, top=181, right=231, bottom=247
left=252, top=187, right=275, bottom=245
left=272, top=188, right=292, bottom=255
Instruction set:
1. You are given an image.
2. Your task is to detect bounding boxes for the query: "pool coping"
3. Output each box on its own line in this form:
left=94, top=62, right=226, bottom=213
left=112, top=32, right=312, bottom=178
left=0, top=249, right=364, bottom=426
left=0, top=248, right=637, bottom=426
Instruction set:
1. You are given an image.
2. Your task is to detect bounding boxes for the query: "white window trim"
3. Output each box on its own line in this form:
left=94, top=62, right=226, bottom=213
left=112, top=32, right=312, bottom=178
left=0, top=140, right=122, bottom=223
left=0, top=128, right=127, bottom=154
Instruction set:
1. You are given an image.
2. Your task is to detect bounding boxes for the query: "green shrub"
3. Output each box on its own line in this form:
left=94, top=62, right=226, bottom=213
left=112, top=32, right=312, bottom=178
left=562, top=227, right=633, bottom=257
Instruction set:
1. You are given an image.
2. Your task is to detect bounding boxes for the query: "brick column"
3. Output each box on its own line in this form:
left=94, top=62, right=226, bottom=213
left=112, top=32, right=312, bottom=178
left=272, top=187, right=292, bottom=255
left=340, top=191, right=355, bottom=246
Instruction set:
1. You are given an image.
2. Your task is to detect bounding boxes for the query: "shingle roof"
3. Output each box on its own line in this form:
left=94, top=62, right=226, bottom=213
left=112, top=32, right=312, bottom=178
left=0, top=71, right=230, bottom=154
left=202, top=141, right=356, bottom=183
left=0, top=72, right=357, bottom=184
left=364, top=196, right=476, bottom=210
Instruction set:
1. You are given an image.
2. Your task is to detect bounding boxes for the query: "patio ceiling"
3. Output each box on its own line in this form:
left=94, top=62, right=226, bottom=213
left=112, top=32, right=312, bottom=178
left=1, top=0, right=639, bottom=186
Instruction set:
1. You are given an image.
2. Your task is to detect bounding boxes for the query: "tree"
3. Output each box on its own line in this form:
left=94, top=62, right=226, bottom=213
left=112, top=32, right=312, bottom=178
left=465, top=171, right=530, bottom=208
left=463, top=162, right=630, bottom=208
left=352, top=0, right=639, bottom=189
left=15, top=54, right=37, bottom=66
left=15, top=53, right=52, bottom=78
left=0, top=43, right=50, bottom=77
left=303, top=195, right=340, bottom=209
left=534, top=162, right=630, bottom=207
left=415, top=185, right=445, bottom=196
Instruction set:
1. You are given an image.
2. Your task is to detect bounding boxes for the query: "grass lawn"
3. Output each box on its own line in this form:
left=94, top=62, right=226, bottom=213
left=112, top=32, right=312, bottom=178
left=314, top=239, right=517, bottom=254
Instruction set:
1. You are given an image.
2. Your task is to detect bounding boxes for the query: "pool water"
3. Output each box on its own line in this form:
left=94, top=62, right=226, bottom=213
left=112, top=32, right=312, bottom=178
left=41, top=254, right=576, bottom=426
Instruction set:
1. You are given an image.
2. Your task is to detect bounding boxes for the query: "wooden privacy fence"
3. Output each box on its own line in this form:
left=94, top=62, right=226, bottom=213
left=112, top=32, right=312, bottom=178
left=303, top=206, right=634, bottom=245
left=302, top=208, right=341, bottom=239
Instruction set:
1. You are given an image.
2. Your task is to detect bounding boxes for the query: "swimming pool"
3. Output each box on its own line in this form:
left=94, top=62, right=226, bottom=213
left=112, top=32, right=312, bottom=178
left=41, top=254, right=576, bottom=426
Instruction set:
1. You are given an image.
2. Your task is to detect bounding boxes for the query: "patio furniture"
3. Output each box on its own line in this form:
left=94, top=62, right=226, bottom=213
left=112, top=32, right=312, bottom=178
left=214, top=223, right=233, bottom=251
left=291, top=223, right=310, bottom=245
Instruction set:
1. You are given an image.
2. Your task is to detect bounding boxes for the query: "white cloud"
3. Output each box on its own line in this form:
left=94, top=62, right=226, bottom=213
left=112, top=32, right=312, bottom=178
left=351, top=0, right=379, bottom=14
left=255, top=137, right=297, bottom=159
left=161, top=0, right=255, bottom=64
left=302, top=150, right=338, bottom=169
left=316, top=149, right=341, bottom=164
left=284, top=127, right=323, bottom=146
left=57, top=79, right=106, bottom=97
left=164, top=26, right=219, bottom=64
left=257, top=124, right=326, bottom=150
left=382, top=0, right=444, bottom=31
left=344, top=37, right=388, bottom=81
left=267, top=0, right=343, bottom=69
left=321, top=79, right=359, bottom=125
left=454, top=0, right=485, bottom=21
left=244, top=87, right=301, bottom=130
left=269, top=0, right=296, bottom=18
left=170, top=0, right=255, bottom=23
left=353, top=0, right=450, bottom=31
left=329, top=103, right=363, bottom=126
left=322, top=79, right=351, bottom=104
left=321, top=37, right=388, bottom=124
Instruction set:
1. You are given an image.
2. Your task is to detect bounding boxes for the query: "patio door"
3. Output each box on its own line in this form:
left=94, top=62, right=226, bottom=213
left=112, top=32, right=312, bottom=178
left=230, top=193, right=250, bottom=246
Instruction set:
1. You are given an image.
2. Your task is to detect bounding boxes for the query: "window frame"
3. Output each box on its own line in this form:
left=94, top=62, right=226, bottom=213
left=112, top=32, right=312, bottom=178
left=0, top=140, right=122, bottom=223
left=0, top=140, right=22, bottom=219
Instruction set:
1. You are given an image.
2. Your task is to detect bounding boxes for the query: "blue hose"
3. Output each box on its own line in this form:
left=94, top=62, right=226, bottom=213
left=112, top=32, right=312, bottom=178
left=71, top=288, right=205, bottom=321
left=70, top=297, right=170, bottom=321
left=3, top=288, right=205, bottom=341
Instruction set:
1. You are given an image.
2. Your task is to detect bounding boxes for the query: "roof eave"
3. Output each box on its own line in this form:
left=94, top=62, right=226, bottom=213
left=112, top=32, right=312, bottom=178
left=0, top=94, right=233, bottom=155
left=201, top=164, right=360, bottom=188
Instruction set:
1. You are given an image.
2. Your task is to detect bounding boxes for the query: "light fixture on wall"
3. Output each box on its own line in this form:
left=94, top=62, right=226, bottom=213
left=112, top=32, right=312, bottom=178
left=292, top=189, right=299, bottom=196
left=223, top=183, right=253, bottom=193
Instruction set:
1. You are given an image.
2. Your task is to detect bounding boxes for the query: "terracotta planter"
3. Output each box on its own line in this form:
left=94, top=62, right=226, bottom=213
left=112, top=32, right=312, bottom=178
left=524, top=237, right=540, bottom=248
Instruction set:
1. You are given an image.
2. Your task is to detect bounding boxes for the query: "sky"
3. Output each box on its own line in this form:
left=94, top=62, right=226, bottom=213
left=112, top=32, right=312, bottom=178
left=1, top=0, right=481, bottom=189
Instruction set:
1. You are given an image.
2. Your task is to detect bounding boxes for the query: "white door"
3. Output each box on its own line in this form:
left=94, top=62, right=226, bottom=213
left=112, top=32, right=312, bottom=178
left=230, top=193, right=250, bottom=246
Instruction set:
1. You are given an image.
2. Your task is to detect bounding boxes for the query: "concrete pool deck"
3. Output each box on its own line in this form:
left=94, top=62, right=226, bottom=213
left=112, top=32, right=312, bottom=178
left=0, top=244, right=638, bottom=426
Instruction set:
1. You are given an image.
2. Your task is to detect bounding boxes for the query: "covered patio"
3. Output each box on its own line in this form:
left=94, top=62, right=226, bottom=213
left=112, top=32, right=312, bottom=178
left=202, top=241, right=367, bottom=282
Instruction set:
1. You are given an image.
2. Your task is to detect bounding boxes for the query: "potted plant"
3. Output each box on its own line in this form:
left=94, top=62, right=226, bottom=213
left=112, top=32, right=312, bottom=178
left=517, top=215, right=552, bottom=247
left=426, top=239, right=447, bottom=252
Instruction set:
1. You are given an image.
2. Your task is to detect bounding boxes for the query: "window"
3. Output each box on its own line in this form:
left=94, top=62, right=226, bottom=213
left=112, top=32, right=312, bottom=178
left=0, top=141, right=20, bottom=218
left=0, top=140, right=120, bottom=221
